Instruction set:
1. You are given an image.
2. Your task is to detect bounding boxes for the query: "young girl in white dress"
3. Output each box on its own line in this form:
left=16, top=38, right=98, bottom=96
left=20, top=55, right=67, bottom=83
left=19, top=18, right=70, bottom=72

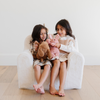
left=49, top=19, right=77, bottom=96
left=30, top=24, right=52, bottom=94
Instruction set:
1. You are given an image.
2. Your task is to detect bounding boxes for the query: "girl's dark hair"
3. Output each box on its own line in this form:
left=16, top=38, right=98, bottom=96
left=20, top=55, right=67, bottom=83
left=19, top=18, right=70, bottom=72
left=55, top=19, right=75, bottom=39
left=30, top=24, right=48, bottom=43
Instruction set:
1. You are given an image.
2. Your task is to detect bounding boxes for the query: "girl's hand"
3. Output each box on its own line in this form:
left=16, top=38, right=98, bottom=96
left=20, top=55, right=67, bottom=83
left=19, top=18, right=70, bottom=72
left=54, top=43, right=61, bottom=49
left=34, top=41, right=39, bottom=51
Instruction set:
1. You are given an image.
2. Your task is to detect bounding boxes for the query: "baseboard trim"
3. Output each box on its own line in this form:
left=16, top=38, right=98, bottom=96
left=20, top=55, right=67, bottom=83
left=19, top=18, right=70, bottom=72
left=0, top=54, right=19, bottom=66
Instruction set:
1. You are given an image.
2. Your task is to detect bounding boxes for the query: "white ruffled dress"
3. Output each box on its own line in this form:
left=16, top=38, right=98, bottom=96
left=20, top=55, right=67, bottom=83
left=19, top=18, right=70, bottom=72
left=53, top=35, right=77, bottom=62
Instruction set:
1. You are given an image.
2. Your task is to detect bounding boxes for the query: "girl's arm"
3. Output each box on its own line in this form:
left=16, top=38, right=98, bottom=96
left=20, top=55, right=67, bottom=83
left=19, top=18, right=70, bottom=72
left=34, top=41, right=39, bottom=51
left=59, top=40, right=77, bottom=52
left=31, top=41, right=39, bottom=58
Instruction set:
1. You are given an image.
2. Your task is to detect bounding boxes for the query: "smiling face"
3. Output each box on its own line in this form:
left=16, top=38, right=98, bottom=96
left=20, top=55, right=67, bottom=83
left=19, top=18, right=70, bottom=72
left=56, top=24, right=66, bottom=37
left=40, top=28, right=47, bottom=41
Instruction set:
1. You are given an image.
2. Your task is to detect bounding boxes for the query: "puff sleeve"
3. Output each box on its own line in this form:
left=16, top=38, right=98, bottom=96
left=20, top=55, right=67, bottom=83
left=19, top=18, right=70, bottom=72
left=59, top=40, right=77, bottom=52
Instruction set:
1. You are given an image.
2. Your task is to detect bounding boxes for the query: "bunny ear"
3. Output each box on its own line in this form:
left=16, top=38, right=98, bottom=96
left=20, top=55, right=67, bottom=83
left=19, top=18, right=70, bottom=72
left=55, top=34, right=59, bottom=40
left=48, top=34, right=53, bottom=39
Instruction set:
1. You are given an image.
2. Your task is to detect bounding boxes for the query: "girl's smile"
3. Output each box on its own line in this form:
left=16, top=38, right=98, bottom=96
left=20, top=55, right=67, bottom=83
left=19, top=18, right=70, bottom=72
left=40, top=29, right=47, bottom=41
left=56, top=24, right=66, bottom=37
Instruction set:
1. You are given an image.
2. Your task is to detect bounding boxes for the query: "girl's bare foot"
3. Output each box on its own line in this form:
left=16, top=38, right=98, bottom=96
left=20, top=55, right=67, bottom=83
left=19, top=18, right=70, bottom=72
left=33, top=84, right=42, bottom=92
left=49, top=86, right=58, bottom=95
left=37, top=86, right=45, bottom=94
left=58, top=86, right=65, bottom=97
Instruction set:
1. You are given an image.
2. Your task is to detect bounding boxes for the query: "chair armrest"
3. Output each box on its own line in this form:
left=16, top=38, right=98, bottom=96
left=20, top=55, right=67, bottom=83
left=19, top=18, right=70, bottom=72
left=17, top=50, right=34, bottom=88
left=17, top=50, right=33, bottom=67
left=67, top=51, right=85, bottom=89
left=68, top=51, right=85, bottom=69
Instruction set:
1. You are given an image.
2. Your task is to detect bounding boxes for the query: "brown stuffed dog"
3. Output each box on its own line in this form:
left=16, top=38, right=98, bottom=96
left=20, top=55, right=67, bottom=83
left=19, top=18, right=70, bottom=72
left=36, top=41, right=52, bottom=62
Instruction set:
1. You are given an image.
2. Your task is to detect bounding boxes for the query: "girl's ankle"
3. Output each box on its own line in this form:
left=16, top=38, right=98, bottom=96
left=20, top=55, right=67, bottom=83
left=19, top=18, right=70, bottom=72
left=49, top=84, right=55, bottom=88
left=59, top=86, right=64, bottom=90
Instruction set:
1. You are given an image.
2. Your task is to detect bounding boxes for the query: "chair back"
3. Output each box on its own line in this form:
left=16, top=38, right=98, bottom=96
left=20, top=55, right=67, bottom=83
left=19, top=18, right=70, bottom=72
left=24, top=35, right=32, bottom=51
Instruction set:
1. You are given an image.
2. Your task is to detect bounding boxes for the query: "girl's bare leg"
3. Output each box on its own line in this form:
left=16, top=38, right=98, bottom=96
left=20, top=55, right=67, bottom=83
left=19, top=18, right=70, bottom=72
left=33, top=64, right=50, bottom=92
left=58, top=61, right=67, bottom=96
left=34, top=65, right=41, bottom=83
left=49, top=59, right=60, bottom=95
left=33, top=65, right=44, bottom=93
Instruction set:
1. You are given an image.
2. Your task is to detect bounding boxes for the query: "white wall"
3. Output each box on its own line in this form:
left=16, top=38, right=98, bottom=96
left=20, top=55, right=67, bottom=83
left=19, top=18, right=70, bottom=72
left=0, top=0, right=100, bottom=65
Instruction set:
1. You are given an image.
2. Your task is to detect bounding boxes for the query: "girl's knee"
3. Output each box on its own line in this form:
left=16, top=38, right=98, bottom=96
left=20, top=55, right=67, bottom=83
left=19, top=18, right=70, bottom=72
left=44, top=64, right=50, bottom=70
left=34, top=65, right=40, bottom=71
left=60, top=62, right=66, bottom=69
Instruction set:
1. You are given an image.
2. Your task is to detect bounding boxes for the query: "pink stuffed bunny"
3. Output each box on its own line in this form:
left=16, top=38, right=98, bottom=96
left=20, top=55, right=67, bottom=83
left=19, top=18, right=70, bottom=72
left=46, top=34, right=59, bottom=59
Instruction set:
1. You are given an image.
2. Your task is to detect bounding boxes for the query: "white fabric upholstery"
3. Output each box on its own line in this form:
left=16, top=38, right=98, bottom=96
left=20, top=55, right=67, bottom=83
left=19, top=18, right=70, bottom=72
left=17, top=35, right=85, bottom=90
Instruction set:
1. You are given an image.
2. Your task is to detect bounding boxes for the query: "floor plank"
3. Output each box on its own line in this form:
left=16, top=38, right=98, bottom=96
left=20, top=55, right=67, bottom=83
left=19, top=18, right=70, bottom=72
left=84, top=66, right=100, bottom=97
left=0, top=66, right=8, bottom=76
left=0, top=95, right=22, bottom=100
left=85, top=65, right=100, bottom=77
left=11, top=73, right=18, bottom=84
left=40, top=91, right=64, bottom=100
left=0, top=83, right=10, bottom=97
left=78, top=68, right=100, bottom=100
left=0, top=66, right=17, bottom=83
left=20, top=89, right=41, bottom=100
left=65, top=89, right=82, bottom=100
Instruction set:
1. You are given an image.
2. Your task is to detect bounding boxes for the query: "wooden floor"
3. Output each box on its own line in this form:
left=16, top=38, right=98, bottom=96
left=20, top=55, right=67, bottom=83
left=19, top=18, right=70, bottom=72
left=0, top=65, right=100, bottom=100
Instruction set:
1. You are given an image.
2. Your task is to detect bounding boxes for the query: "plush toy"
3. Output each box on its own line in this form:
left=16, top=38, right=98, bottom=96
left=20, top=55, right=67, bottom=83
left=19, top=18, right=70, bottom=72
left=32, top=41, right=39, bottom=59
left=36, top=41, right=52, bottom=62
left=46, top=34, right=60, bottom=59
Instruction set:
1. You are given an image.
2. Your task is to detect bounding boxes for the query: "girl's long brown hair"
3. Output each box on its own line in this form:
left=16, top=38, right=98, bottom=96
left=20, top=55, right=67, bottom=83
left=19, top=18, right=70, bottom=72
left=30, top=24, right=48, bottom=44
left=55, top=19, right=75, bottom=39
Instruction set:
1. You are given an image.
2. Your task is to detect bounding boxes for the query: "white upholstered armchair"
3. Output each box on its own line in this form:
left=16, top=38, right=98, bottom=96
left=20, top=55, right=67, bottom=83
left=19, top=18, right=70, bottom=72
left=17, top=35, right=85, bottom=90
